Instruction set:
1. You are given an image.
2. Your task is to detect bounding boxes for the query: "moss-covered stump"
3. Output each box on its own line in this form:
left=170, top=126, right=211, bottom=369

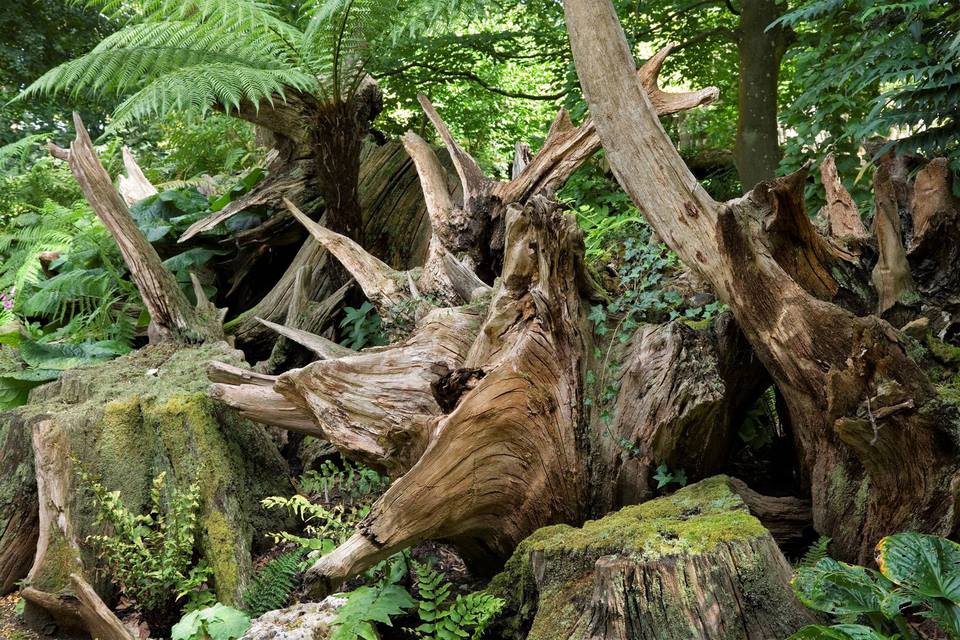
left=488, top=476, right=814, bottom=640
left=0, top=410, right=39, bottom=595
left=18, top=343, right=293, bottom=634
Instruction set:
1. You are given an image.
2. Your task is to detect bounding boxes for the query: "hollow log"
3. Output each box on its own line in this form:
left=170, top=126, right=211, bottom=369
left=564, top=0, right=960, bottom=564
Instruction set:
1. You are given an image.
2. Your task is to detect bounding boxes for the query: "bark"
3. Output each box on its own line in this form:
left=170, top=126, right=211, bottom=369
left=734, top=0, right=789, bottom=191
left=49, top=113, right=223, bottom=344
left=0, top=411, right=39, bottom=595
left=487, top=477, right=814, bottom=640
left=564, top=0, right=960, bottom=564
left=69, top=574, right=136, bottom=640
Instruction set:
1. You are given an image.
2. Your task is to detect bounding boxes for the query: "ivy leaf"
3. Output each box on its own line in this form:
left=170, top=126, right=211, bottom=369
left=653, top=464, right=674, bottom=489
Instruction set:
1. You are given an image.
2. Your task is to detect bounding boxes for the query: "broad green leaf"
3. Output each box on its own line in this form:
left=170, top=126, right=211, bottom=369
left=204, top=604, right=251, bottom=640
left=789, top=623, right=897, bottom=640
left=877, top=533, right=960, bottom=602
left=171, top=610, right=203, bottom=640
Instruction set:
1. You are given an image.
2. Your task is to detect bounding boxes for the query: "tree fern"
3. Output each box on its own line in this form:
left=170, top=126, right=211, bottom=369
left=21, top=0, right=486, bottom=130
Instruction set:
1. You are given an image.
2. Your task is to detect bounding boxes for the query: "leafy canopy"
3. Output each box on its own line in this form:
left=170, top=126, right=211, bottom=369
left=21, top=0, right=486, bottom=131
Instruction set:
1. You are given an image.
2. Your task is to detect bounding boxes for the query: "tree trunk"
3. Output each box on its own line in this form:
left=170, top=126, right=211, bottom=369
left=734, top=0, right=788, bottom=191
left=0, top=410, right=38, bottom=595
left=564, top=0, right=960, bottom=564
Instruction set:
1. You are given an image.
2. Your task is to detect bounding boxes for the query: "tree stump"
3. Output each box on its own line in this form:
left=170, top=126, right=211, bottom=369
left=16, top=343, right=293, bottom=635
left=488, top=476, right=814, bottom=640
left=0, top=410, right=39, bottom=595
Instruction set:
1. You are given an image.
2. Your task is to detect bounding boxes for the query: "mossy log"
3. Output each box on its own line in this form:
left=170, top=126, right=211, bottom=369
left=488, top=476, right=814, bottom=640
left=17, top=343, right=293, bottom=636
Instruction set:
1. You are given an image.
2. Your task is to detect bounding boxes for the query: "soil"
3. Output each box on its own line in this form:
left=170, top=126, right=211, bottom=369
left=0, top=594, right=41, bottom=640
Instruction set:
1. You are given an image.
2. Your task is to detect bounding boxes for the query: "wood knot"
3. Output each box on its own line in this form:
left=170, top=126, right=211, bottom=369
left=684, top=201, right=700, bottom=218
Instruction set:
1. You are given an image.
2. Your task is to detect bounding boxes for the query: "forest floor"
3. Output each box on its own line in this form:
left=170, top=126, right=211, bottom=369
left=0, top=594, right=40, bottom=640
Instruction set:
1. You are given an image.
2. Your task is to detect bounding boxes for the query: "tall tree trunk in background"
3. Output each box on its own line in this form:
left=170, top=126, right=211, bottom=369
left=735, top=0, right=789, bottom=191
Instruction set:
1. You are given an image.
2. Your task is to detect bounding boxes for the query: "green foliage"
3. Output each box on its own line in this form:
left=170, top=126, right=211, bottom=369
left=778, top=0, right=960, bottom=206
left=737, top=387, right=780, bottom=450
left=81, top=469, right=213, bottom=618
left=339, top=302, right=388, bottom=350
left=172, top=603, right=251, bottom=640
left=21, top=0, right=487, bottom=132
left=263, top=459, right=389, bottom=554
left=332, top=583, right=417, bottom=640
left=652, top=464, right=688, bottom=490
left=799, top=536, right=833, bottom=568
left=791, top=532, right=960, bottom=639
left=300, top=457, right=390, bottom=505
left=412, top=560, right=504, bottom=640
left=242, top=549, right=306, bottom=618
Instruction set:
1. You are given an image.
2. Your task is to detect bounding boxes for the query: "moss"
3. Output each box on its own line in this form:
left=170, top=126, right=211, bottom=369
left=926, top=333, right=960, bottom=366
left=28, top=527, right=83, bottom=593
left=21, top=343, right=292, bottom=605
left=489, top=477, right=777, bottom=639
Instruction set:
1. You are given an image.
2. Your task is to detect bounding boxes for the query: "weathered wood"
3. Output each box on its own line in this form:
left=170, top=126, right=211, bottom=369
left=209, top=382, right=320, bottom=434
left=257, top=317, right=355, bottom=361
left=117, top=146, right=158, bottom=205
left=49, top=113, right=223, bottom=344
left=70, top=574, right=136, bottom=640
left=564, top=0, right=960, bottom=563
left=820, top=153, right=868, bottom=240
left=871, top=165, right=917, bottom=316
left=728, top=477, right=812, bottom=549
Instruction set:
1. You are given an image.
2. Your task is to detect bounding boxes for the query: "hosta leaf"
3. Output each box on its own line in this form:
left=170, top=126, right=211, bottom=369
left=877, top=533, right=960, bottom=601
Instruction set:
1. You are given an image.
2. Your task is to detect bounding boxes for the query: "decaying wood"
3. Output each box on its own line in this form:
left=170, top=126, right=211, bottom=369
left=871, top=165, right=917, bottom=316
left=728, top=478, right=812, bottom=550
left=70, top=574, right=136, bottom=640
left=117, top=146, right=158, bottom=205
left=230, top=141, right=452, bottom=355
left=820, top=154, right=868, bottom=241
left=0, top=411, right=38, bottom=595
left=209, top=381, right=320, bottom=434
left=275, top=307, right=480, bottom=476
left=257, top=317, right=355, bottom=361
left=207, top=42, right=738, bottom=597
left=599, top=317, right=769, bottom=511
left=49, top=113, right=223, bottom=344
left=564, top=0, right=960, bottom=563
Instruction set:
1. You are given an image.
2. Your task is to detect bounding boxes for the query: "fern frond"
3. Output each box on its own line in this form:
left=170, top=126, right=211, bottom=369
left=798, top=536, right=832, bottom=567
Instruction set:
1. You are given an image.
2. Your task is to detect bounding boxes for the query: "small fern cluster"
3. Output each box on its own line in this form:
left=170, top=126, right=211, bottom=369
left=412, top=560, right=503, bottom=640
left=243, top=549, right=306, bottom=618
left=81, top=469, right=213, bottom=619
